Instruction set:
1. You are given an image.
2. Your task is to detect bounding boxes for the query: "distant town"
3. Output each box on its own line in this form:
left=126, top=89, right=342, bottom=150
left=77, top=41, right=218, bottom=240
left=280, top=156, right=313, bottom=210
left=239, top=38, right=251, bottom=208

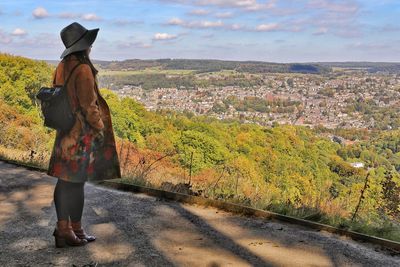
left=100, top=70, right=400, bottom=130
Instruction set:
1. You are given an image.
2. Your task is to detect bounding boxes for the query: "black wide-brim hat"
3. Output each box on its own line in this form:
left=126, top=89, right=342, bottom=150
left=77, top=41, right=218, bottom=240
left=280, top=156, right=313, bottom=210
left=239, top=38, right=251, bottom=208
left=60, top=22, right=99, bottom=58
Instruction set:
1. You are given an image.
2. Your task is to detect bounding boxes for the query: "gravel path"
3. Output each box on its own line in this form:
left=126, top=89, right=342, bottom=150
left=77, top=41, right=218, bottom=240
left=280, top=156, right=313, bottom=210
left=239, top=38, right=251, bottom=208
left=0, top=160, right=399, bottom=267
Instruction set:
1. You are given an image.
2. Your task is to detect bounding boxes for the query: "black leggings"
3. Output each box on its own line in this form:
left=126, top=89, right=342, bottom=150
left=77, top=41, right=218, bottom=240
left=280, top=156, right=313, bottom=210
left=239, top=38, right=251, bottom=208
left=53, top=179, right=85, bottom=222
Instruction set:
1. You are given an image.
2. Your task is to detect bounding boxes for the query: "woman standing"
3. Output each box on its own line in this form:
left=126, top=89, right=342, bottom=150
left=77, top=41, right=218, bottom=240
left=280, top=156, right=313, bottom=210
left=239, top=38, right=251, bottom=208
left=47, top=22, right=121, bottom=247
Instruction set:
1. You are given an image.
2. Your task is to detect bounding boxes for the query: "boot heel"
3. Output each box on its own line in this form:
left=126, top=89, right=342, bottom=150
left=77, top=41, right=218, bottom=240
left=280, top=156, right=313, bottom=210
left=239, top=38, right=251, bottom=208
left=53, top=229, right=67, bottom=248
left=55, top=236, right=67, bottom=248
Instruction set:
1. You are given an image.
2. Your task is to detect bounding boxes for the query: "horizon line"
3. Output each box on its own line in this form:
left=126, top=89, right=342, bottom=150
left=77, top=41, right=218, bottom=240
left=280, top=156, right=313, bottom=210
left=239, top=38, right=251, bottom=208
left=2, top=52, right=400, bottom=64
left=42, top=58, right=400, bottom=65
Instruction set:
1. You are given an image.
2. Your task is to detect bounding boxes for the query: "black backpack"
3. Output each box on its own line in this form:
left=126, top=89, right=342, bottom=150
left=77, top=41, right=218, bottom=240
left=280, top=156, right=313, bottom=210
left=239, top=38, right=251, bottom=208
left=36, top=63, right=81, bottom=132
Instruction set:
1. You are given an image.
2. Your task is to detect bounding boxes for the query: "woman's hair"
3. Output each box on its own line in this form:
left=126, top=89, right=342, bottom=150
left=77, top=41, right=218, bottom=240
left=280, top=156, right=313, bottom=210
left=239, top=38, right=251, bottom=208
left=64, top=50, right=98, bottom=77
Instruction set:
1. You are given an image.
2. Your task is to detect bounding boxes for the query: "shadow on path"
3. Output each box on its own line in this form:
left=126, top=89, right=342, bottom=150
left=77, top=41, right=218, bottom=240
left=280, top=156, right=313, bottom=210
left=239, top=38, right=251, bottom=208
left=1, top=160, right=399, bottom=267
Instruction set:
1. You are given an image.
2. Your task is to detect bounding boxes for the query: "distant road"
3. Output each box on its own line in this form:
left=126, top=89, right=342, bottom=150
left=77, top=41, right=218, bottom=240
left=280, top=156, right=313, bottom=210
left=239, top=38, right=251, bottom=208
left=0, top=160, right=399, bottom=266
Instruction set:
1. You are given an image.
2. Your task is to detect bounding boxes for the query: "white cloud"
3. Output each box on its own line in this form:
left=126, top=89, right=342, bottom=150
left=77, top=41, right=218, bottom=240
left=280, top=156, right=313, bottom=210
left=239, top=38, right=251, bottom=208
left=167, top=17, right=224, bottom=28
left=229, top=23, right=244, bottom=30
left=57, top=12, right=102, bottom=21
left=196, top=20, right=223, bottom=28
left=32, top=7, right=49, bottom=19
left=188, top=9, right=210, bottom=15
left=304, top=5, right=362, bottom=38
left=158, top=0, right=275, bottom=12
left=215, top=11, right=234, bottom=18
left=137, top=43, right=153, bottom=48
left=157, top=0, right=361, bottom=36
left=153, top=33, right=178, bottom=40
left=313, top=27, right=328, bottom=35
left=118, top=41, right=152, bottom=48
left=11, top=28, right=27, bottom=36
left=166, top=17, right=285, bottom=32
left=255, top=23, right=279, bottom=31
left=196, top=0, right=276, bottom=11
left=82, top=13, right=102, bottom=21
left=166, top=16, right=304, bottom=33
left=168, top=17, right=185, bottom=25
left=308, top=0, right=359, bottom=14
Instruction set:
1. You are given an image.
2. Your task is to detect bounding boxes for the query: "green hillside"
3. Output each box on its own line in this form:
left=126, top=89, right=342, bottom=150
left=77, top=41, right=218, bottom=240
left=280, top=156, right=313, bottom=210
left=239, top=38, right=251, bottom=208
left=94, top=58, right=330, bottom=74
left=1, top=53, right=399, bottom=241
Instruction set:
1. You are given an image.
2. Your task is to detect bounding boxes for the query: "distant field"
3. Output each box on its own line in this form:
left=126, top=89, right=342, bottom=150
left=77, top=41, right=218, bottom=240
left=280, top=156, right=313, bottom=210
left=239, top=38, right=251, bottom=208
left=99, top=67, right=196, bottom=76
left=100, top=68, right=267, bottom=78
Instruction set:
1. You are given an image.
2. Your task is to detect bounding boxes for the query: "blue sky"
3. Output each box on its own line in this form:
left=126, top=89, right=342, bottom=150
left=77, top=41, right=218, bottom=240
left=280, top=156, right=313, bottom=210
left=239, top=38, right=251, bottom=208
left=0, top=0, right=399, bottom=62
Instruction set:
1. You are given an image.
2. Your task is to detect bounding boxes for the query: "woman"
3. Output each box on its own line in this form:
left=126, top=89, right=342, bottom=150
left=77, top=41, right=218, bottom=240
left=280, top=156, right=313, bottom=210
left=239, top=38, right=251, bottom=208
left=47, top=22, right=121, bottom=248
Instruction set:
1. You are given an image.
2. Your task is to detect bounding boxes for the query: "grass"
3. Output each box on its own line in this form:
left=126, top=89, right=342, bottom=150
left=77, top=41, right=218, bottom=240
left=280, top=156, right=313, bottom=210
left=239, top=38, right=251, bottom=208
left=0, top=146, right=49, bottom=170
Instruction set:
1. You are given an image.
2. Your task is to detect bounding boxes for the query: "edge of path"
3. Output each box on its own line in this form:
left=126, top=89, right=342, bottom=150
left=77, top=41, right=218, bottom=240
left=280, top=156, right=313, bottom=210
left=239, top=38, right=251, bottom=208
left=1, top=156, right=399, bottom=254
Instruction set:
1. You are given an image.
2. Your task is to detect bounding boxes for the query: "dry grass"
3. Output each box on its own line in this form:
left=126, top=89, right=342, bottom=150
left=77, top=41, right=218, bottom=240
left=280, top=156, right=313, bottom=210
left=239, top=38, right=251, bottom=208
left=0, top=145, right=50, bottom=170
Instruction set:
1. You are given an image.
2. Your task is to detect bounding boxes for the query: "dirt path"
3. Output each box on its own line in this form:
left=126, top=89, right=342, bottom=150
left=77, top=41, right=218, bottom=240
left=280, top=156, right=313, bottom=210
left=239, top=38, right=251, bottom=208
left=0, top=160, right=399, bottom=267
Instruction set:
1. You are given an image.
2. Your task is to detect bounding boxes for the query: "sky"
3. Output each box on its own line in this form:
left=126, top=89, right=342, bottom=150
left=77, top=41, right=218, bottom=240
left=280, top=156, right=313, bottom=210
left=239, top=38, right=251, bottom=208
left=0, top=0, right=399, bottom=62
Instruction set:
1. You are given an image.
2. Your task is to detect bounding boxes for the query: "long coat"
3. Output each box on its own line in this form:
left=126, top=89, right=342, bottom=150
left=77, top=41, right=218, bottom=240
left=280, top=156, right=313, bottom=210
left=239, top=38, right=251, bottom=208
left=47, top=55, right=121, bottom=183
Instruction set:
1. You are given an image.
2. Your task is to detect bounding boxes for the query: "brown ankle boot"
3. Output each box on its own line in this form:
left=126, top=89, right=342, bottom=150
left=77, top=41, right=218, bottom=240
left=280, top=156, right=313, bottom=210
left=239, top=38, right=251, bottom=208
left=53, top=220, right=88, bottom=248
left=70, top=221, right=96, bottom=242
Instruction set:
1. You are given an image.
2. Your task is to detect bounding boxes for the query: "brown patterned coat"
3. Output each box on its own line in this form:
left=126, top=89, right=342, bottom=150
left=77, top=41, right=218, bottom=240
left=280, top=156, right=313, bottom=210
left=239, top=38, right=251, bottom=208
left=47, top=55, right=121, bottom=182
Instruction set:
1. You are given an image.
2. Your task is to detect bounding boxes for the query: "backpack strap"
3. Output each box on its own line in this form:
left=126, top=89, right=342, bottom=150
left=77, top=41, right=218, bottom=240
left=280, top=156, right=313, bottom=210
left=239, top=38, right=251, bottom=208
left=64, top=63, right=82, bottom=87
left=52, top=67, right=58, bottom=86
left=54, top=62, right=82, bottom=87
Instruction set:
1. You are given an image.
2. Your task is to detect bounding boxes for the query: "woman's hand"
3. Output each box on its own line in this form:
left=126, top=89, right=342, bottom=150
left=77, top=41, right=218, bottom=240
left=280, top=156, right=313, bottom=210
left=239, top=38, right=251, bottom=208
left=60, top=134, right=77, bottom=160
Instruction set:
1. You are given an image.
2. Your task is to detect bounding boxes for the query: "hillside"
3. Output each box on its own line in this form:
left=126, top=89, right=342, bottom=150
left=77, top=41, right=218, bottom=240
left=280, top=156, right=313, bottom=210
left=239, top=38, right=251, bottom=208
left=317, top=62, right=400, bottom=73
left=45, top=58, right=329, bottom=74
left=1, top=53, right=399, bottom=241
